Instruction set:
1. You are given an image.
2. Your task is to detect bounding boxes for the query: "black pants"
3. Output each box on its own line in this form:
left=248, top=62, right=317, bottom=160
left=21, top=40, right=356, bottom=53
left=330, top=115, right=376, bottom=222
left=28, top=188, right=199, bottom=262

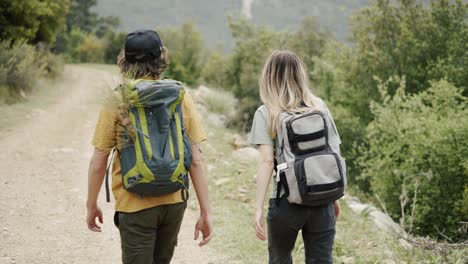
left=115, top=202, right=187, bottom=264
left=267, top=198, right=336, bottom=264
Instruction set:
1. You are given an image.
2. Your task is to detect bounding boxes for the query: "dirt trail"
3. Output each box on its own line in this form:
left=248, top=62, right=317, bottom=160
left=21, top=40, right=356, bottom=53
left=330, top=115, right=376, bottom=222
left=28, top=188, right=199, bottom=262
left=0, top=65, right=215, bottom=264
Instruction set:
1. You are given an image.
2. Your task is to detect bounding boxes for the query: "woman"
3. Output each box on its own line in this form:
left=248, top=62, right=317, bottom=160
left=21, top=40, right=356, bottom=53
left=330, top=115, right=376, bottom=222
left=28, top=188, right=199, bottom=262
left=250, top=50, right=342, bottom=264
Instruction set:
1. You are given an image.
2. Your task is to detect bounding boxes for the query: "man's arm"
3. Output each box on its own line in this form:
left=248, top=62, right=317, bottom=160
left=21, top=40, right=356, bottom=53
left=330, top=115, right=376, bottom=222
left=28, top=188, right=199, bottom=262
left=188, top=144, right=213, bottom=247
left=86, top=148, right=110, bottom=232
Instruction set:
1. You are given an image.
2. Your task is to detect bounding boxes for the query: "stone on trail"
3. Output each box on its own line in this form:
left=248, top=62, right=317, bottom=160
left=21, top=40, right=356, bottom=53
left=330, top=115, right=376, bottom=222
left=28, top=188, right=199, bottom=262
left=238, top=187, right=248, bottom=194
left=207, top=164, right=216, bottom=172
left=341, top=256, right=355, bottom=264
left=206, top=112, right=224, bottom=127
left=233, top=147, right=259, bottom=160
left=52, top=147, right=76, bottom=153
left=399, top=238, right=413, bottom=251
left=193, top=85, right=210, bottom=100
left=214, top=178, right=231, bottom=186
left=231, top=133, right=248, bottom=149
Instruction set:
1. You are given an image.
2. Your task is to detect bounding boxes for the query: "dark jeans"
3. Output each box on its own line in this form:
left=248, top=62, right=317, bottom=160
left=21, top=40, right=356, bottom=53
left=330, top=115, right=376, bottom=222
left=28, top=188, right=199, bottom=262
left=114, top=202, right=187, bottom=264
left=267, top=198, right=336, bottom=264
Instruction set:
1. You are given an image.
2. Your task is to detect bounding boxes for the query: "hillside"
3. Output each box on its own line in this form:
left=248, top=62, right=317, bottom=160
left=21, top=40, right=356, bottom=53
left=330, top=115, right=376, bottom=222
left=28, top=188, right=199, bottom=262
left=191, top=86, right=467, bottom=264
left=0, top=65, right=465, bottom=263
left=93, top=0, right=369, bottom=47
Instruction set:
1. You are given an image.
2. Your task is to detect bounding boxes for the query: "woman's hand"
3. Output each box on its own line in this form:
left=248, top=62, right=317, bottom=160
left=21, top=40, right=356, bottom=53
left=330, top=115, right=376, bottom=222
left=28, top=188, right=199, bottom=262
left=334, top=200, right=341, bottom=219
left=255, top=209, right=267, bottom=240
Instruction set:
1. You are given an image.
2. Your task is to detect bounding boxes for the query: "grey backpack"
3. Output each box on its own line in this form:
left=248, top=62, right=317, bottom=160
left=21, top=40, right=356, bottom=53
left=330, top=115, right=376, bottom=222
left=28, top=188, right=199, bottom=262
left=275, top=108, right=346, bottom=206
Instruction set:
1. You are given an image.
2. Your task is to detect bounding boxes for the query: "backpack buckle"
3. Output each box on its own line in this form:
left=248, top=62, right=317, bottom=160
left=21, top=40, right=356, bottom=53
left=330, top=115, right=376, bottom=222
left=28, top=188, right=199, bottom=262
left=276, top=163, right=288, bottom=182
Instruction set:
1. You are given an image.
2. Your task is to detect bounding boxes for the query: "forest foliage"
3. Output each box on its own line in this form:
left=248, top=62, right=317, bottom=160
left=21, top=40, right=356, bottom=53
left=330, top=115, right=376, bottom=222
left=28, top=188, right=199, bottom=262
left=0, top=0, right=69, bottom=44
left=194, top=0, right=468, bottom=241
left=0, top=0, right=466, bottom=241
left=0, top=0, right=127, bottom=100
left=310, top=1, right=467, bottom=241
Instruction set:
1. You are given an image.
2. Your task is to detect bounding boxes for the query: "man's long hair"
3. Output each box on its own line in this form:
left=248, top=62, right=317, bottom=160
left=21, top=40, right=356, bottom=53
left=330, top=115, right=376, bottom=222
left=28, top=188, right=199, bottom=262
left=117, top=47, right=169, bottom=79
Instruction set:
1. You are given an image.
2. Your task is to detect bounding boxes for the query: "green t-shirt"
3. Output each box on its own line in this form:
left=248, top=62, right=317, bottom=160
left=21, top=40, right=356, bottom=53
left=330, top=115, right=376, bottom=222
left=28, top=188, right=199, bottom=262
left=249, top=105, right=274, bottom=146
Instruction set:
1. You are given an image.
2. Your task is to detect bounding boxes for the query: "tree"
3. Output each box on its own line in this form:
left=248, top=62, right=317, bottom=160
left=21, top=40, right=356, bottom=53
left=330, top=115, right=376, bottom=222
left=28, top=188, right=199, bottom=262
left=224, top=16, right=282, bottom=129
left=103, top=31, right=126, bottom=64
left=224, top=16, right=331, bottom=130
left=285, top=17, right=330, bottom=83
left=201, top=47, right=229, bottom=89
left=0, top=0, right=69, bottom=44
left=53, top=0, right=121, bottom=63
left=65, top=0, right=98, bottom=33
left=350, top=0, right=467, bottom=98
left=158, top=22, right=204, bottom=87
left=311, top=0, right=468, bottom=187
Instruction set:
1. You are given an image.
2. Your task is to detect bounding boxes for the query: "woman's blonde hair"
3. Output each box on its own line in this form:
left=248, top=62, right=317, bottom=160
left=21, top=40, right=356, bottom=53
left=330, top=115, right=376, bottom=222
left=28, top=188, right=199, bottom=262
left=259, top=50, right=318, bottom=138
left=117, top=47, right=169, bottom=79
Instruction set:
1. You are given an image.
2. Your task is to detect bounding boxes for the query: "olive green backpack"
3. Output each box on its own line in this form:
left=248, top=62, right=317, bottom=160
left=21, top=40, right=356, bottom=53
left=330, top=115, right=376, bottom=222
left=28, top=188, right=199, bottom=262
left=105, top=79, right=192, bottom=202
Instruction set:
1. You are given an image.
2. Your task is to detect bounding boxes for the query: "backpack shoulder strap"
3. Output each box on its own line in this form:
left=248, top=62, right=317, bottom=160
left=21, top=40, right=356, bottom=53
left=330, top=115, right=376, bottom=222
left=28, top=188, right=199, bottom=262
left=104, top=148, right=117, bottom=203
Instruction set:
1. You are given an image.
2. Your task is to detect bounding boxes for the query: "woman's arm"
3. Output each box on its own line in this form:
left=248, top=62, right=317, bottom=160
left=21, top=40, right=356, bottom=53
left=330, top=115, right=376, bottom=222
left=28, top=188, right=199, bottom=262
left=189, top=144, right=213, bottom=247
left=255, top=144, right=275, bottom=241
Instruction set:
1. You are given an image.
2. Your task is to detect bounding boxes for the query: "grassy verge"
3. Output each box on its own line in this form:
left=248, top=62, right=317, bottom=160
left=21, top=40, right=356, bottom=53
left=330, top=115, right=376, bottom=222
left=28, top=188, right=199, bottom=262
left=187, top=87, right=467, bottom=264
left=189, top=102, right=265, bottom=263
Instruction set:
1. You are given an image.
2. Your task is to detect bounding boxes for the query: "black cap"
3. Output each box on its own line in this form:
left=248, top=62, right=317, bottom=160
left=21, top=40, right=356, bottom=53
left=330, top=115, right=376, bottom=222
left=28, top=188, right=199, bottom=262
left=125, top=29, right=163, bottom=63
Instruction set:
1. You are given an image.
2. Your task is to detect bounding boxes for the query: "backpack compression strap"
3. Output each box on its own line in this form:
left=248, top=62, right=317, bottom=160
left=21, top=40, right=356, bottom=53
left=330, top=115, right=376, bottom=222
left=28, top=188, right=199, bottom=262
left=275, top=114, right=289, bottom=205
left=275, top=163, right=289, bottom=205
left=104, top=148, right=116, bottom=203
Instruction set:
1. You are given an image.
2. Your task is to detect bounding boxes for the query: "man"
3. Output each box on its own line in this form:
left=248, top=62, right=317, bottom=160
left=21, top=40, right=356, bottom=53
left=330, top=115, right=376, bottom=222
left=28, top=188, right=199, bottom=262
left=86, top=29, right=212, bottom=264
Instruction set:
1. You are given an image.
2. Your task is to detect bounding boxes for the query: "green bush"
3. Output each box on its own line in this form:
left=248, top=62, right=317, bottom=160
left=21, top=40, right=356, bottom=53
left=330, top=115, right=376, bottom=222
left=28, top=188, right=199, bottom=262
left=359, top=79, right=468, bottom=241
left=311, top=41, right=369, bottom=188
left=41, top=52, right=64, bottom=79
left=0, top=0, right=69, bottom=44
left=103, top=31, right=126, bottom=64
left=201, top=49, right=228, bottom=89
left=201, top=87, right=237, bottom=118
left=63, top=28, right=106, bottom=63
left=0, top=41, right=46, bottom=98
left=0, top=66, right=9, bottom=103
left=0, top=41, right=64, bottom=103
left=62, top=28, right=87, bottom=62
left=75, top=34, right=105, bottom=63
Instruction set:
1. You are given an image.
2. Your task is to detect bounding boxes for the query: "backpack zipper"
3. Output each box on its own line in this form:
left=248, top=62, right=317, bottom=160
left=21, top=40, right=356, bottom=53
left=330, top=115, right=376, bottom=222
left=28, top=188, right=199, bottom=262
left=148, top=110, right=153, bottom=125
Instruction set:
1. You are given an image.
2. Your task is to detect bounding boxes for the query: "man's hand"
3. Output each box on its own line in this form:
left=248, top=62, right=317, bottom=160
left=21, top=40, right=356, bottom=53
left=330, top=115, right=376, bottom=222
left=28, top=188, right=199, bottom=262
left=194, top=214, right=213, bottom=247
left=86, top=148, right=109, bottom=232
left=255, top=209, right=267, bottom=241
left=334, top=200, right=341, bottom=219
left=87, top=204, right=103, bottom=232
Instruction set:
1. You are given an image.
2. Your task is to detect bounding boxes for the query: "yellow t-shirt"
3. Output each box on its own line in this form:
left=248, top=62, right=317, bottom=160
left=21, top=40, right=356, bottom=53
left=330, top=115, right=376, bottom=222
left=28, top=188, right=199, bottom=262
left=92, top=90, right=207, bottom=213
